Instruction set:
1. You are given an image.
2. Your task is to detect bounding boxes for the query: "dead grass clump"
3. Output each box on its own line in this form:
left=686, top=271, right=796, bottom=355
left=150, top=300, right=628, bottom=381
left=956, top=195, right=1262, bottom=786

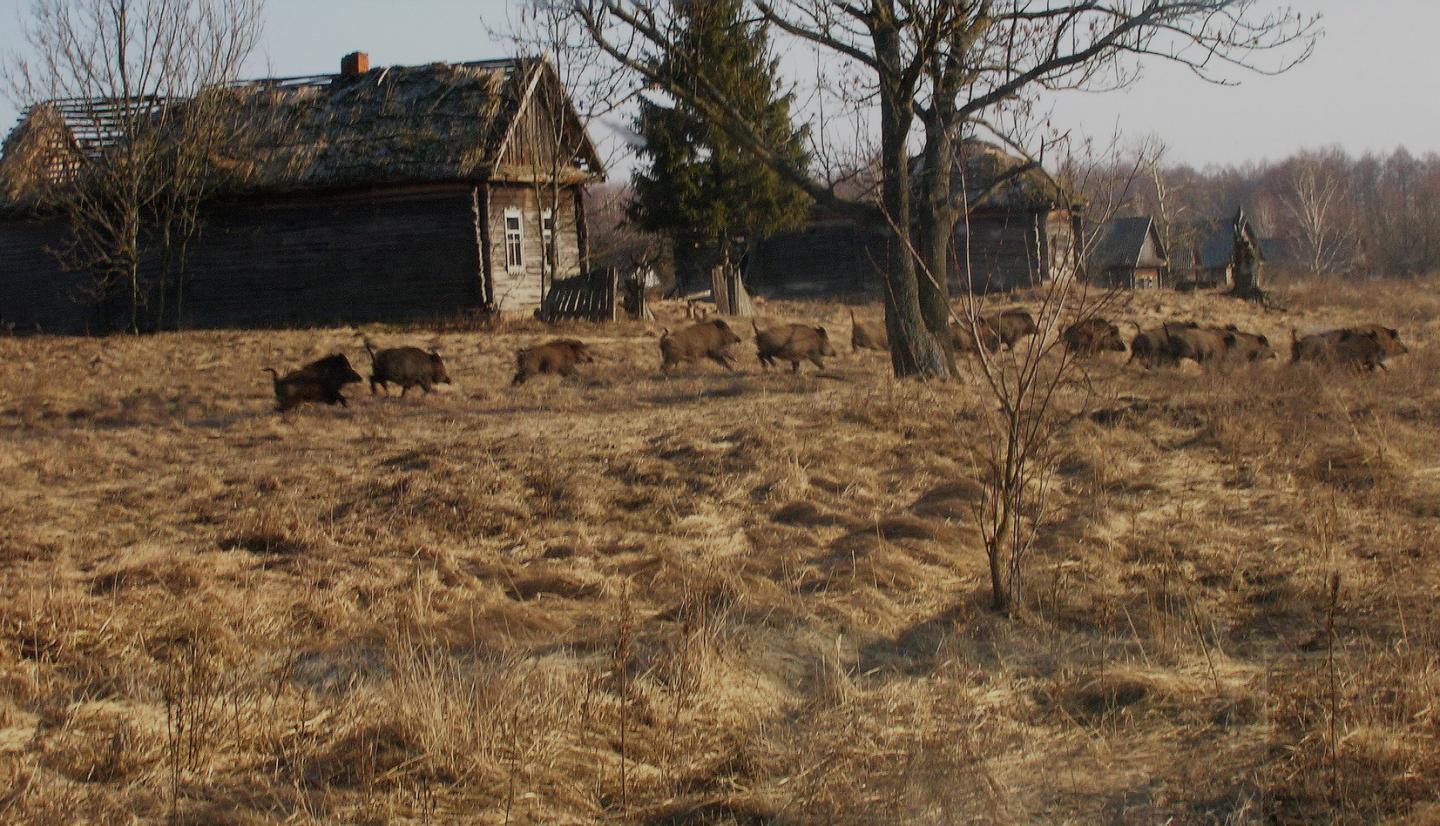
left=771, top=500, right=855, bottom=529
left=505, top=569, right=605, bottom=602
left=1056, top=671, right=1154, bottom=724
left=1265, top=642, right=1440, bottom=823
left=38, top=709, right=160, bottom=783
left=89, top=560, right=200, bottom=596
left=908, top=479, right=983, bottom=521
left=306, top=717, right=430, bottom=788
left=1305, top=443, right=1399, bottom=493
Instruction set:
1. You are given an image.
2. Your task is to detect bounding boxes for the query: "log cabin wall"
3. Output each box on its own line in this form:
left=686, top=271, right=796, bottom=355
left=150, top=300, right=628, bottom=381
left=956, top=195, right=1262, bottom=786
left=484, top=183, right=583, bottom=315
left=952, top=208, right=1078, bottom=292
left=747, top=221, right=887, bottom=298
left=953, top=212, right=1043, bottom=292
left=0, top=216, right=100, bottom=333
left=174, top=185, right=484, bottom=328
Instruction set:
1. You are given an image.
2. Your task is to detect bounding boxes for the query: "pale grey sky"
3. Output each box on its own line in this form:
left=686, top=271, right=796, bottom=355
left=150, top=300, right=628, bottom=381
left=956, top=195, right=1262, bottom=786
left=1, top=0, right=1435, bottom=170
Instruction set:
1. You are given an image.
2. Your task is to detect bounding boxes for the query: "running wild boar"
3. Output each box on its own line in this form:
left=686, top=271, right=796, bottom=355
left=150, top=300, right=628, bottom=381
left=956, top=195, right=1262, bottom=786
left=264, top=353, right=364, bottom=411
left=850, top=310, right=889, bottom=352
left=754, top=321, right=837, bottom=372
left=513, top=339, right=594, bottom=385
left=1292, top=325, right=1407, bottom=370
left=1061, top=318, right=1127, bottom=355
left=659, top=320, right=743, bottom=372
left=365, top=340, right=451, bottom=396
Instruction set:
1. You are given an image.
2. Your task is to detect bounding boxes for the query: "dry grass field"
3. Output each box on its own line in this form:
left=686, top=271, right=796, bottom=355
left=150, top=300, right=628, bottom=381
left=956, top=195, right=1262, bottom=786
left=2, top=277, right=1440, bottom=824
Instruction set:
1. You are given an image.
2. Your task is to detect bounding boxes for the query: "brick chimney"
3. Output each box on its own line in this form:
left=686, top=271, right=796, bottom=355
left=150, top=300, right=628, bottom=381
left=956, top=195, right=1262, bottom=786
left=341, top=51, right=369, bottom=76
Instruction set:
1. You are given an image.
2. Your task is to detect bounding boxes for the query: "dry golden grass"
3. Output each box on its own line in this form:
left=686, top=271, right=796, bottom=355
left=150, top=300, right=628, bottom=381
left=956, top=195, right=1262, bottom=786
left=1, top=278, right=1439, bottom=823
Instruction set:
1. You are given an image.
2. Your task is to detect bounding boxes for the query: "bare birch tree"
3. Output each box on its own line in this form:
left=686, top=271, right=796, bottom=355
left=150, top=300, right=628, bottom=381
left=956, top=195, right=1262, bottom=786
left=1280, top=149, right=1357, bottom=275
left=5, top=0, right=265, bottom=332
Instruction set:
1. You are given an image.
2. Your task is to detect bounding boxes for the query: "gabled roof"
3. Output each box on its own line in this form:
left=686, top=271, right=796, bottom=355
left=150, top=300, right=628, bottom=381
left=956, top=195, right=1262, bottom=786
left=206, top=57, right=604, bottom=193
left=1089, top=215, right=1166, bottom=270
left=1, top=56, right=605, bottom=206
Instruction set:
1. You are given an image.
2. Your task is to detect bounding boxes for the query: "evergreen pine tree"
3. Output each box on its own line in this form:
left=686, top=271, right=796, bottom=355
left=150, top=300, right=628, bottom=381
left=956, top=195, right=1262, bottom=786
left=628, top=0, right=811, bottom=290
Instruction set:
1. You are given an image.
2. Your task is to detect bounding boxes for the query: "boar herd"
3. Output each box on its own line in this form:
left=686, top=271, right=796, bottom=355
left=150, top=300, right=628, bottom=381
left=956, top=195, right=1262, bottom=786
left=261, top=310, right=1410, bottom=412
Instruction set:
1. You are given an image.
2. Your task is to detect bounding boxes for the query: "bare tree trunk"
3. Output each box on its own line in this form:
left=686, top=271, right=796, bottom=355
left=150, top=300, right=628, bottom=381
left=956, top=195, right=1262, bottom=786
left=875, top=14, right=946, bottom=379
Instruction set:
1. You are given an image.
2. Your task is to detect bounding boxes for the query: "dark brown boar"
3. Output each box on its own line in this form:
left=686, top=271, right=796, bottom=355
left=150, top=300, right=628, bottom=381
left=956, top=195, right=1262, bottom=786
left=754, top=321, right=838, bottom=372
left=659, top=320, right=743, bottom=372
left=264, top=353, right=364, bottom=411
left=950, top=317, right=1001, bottom=354
left=512, top=339, right=594, bottom=385
left=365, top=340, right=451, bottom=396
left=1129, top=323, right=1187, bottom=368
left=990, top=310, right=1037, bottom=349
left=1170, top=326, right=1230, bottom=364
left=1061, top=318, right=1127, bottom=355
left=1292, top=325, right=1407, bottom=370
left=1219, top=326, right=1275, bottom=363
left=850, top=309, right=888, bottom=352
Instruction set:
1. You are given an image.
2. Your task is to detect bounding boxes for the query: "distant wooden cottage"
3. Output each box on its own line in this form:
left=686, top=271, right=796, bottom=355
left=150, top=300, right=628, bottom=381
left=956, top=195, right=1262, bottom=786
left=1087, top=215, right=1168, bottom=289
left=745, top=140, right=1081, bottom=297
left=1192, top=208, right=1264, bottom=288
left=0, top=53, right=604, bottom=333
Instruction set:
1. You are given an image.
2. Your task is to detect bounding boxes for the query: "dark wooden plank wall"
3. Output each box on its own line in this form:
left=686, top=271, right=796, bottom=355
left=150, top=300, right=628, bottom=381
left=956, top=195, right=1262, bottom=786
left=748, top=222, right=886, bottom=297
left=954, top=213, right=1042, bottom=292
left=176, top=187, right=483, bottom=328
left=0, top=217, right=101, bottom=334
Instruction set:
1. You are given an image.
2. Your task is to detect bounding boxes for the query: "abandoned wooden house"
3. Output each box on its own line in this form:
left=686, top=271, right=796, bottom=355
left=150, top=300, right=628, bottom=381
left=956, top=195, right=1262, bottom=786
left=0, top=52, right=604, bottom=333
left=1087, top=215, right=1168, bottom=289
left=745, top=140, right=1081, bottom=297
left=1188, top=208, right=1265, bottom=288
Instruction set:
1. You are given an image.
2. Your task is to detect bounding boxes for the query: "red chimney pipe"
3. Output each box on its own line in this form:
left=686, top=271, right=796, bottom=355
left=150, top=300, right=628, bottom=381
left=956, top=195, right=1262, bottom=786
left=341, top=51, right=369, bottom=76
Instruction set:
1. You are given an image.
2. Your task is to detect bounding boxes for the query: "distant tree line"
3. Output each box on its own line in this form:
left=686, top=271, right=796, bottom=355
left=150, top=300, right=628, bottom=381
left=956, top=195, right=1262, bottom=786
left=1082, top=144, right=1440, bottom=279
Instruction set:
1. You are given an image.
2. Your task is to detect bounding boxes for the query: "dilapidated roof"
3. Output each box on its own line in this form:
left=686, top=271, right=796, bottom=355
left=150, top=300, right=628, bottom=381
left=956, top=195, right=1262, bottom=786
left=1089, top=215, right=1166, bottom=270
left=912, top=140, right=1080, bottom=213
left=1, top=56, right=605, bottom=208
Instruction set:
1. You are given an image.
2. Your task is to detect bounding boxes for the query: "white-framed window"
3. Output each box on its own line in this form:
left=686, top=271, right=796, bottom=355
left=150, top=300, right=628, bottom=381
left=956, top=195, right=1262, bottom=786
left=504, top=207, right=524, bottom=272
left=541, top=208, right=556, bottom=271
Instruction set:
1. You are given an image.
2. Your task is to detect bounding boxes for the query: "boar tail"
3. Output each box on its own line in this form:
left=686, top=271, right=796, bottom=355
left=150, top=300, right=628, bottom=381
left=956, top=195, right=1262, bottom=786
left=362, top=336, right=377, bottom=363
left=659, top=327, right=670, bottom=341
left=751, top=320, right=761, bottom=337
left=263, top=367, right=281, bottom=387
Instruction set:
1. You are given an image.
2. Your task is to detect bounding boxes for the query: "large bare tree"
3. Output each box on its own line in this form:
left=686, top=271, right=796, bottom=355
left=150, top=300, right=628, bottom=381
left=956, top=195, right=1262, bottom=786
left=6, top=0, right=265, bottom=332
left=572, top=0, right=1316, bottom=377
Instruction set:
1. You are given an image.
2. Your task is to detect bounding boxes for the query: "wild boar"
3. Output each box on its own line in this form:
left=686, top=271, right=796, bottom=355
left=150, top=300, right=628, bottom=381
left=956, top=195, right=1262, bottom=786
left=1218, top=326, right=1275, bottom=363
left=754, top=321, right=838, bottom=372
left=990, top=309, right=1038, bottom=349
left=512, top=339, right=594, bottom=385
left=365, top=340, right=451, bottom=396
left=850, top=309, right=889, bottom=352
left=264, top=353, right=364, bottom=411
left=1129, top=322, right=1188, bottom=369
left=950, top=317, right=1001, bottom=354
left=1170, top=325, right=1230, bottom=364
left=1292, top=325, right=1408, bottom=370
left=659, top=320, right=743, bottom=372
left=1061, top=318, right=1127, bottom=355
